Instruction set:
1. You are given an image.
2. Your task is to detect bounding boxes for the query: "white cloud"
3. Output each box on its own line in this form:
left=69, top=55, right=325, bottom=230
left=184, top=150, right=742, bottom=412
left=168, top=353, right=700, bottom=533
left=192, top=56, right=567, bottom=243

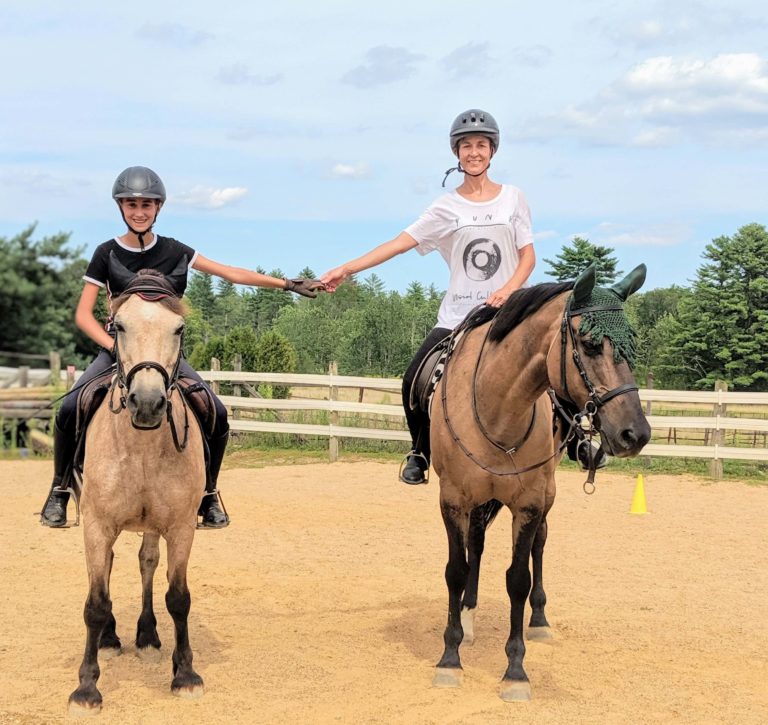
left=341, top=46, right=425, bottom=88
left=136, top=23, right=213, bottom=48
left=533, top=229, right=558, bottom=241
left=330, top=163, right=370, bottom=179
left=518, top=53, right=768, bottom=147
left=172, top=186, right=248, bottom=209
left=609, top=5, right=767, bottom=49
left=593, top=221, right=688, bottom=247
left=217, top=64, right=282, bottom=86
left=442, top=42, right=493, bottom=79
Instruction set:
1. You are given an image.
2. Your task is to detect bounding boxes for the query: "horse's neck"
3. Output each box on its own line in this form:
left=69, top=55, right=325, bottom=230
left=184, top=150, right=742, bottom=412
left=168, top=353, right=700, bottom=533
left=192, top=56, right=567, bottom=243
left=471, top=302, right=561, bottom=436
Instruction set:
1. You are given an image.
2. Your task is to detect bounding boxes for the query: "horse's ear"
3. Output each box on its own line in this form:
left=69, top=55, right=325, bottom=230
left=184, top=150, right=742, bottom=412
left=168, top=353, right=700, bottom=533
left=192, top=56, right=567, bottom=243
left=572, top=264, right=597, bottom=306
left=611, top=263, right=647, bottom=300
left=166, top=255, right=188, bottom=297
left=108, top=251, right=136, bottom=294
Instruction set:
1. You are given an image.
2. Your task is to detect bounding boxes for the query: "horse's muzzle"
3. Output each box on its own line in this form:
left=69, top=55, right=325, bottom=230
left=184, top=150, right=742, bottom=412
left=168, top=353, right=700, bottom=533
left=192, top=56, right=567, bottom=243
left=127, top=389, right=167, bottom=429
left=598, top=414, right=651, bottom=457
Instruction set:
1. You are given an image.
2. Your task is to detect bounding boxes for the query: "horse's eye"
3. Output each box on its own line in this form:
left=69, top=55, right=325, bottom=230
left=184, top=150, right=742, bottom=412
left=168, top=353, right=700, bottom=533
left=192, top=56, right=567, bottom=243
left=581, top=337, right=603, bottom=356
left=175, top=325, right=185, bottom=336
left=114, top=321, right=126, bottom=333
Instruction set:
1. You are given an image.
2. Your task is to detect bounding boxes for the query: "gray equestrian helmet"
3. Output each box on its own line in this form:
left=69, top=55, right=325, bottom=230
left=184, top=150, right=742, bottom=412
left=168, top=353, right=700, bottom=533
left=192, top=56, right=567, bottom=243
left=112, top=166, right=167, bottom=202
left=449, top=109, right=500, bottom=153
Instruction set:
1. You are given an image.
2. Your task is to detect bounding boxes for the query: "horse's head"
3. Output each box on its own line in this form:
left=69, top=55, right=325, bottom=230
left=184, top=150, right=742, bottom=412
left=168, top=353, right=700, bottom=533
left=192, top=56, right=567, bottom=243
left=547, top=264, right=651, bottom=458
left=111, top=268, right=186, bottom=429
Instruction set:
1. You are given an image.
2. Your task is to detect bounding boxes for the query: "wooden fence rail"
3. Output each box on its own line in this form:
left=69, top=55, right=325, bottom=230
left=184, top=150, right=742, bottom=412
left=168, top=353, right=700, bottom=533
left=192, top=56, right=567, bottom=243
left=198, top=367, right=768, bottom=473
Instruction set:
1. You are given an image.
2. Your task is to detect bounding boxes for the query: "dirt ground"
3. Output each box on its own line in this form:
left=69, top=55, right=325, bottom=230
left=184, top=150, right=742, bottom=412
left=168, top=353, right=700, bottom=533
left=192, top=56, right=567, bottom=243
left=1, top=460, right=766, bottom=725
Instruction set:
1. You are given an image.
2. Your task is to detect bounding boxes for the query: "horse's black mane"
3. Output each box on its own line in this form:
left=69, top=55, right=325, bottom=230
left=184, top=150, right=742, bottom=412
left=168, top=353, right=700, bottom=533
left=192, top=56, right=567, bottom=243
left=463, top=281, right=575, bottom=343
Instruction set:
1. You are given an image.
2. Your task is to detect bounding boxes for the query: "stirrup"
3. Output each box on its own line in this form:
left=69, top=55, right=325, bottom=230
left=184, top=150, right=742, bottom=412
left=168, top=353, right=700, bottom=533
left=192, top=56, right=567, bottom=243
left=38, top=480, right=81, bottom=529
left=398, top=451, right=430, bottom=484
left=196, top=489, right=230, bottom=529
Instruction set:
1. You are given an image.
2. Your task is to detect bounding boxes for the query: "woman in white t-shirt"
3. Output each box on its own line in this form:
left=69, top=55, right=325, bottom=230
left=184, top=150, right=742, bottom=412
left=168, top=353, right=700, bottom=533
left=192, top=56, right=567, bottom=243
left=321, top=109, right=535, bottom=484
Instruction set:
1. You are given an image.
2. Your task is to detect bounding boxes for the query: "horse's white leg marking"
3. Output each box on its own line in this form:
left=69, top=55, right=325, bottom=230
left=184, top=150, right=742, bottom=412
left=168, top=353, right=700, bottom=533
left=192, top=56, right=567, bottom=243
left=460, top=606, right=476, bottom=646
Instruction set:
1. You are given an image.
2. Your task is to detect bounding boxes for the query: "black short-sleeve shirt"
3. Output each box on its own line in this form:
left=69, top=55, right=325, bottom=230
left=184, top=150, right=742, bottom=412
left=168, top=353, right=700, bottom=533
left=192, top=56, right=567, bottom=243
left=84, top=236, right=198, bottom=298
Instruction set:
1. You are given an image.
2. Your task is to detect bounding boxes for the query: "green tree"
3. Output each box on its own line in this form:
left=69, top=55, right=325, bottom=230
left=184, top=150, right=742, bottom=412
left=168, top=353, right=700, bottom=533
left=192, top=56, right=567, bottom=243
left=672, top=223, right=768, bottom=390
left=0, top=225, right=96, bottom=366
left=625, top=286, right=691, bottom=386
left=544, top=236, right=621, bottom=284
left=186, top=271, right=215, bottom=318
left=253, top=329, right=297, bottom=398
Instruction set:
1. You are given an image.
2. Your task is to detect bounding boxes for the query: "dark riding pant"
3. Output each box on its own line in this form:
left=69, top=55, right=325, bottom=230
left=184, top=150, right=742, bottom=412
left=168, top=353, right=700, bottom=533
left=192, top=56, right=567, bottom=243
left=401, top=326, right=451, bottom=464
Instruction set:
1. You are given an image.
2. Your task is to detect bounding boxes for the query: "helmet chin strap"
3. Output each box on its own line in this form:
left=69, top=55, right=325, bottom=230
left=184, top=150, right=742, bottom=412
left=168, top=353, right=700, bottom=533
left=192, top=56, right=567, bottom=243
left=116, top=201, right=160, bottom=253
left=441, top=160, right=492, bottom=188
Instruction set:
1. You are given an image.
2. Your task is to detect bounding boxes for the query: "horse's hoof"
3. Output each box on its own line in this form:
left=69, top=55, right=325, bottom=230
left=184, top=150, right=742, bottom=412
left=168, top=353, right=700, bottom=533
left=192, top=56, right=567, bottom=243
left=136, top=645, right=162, bottom=663
left=460, top=608, right=475, bottom=646
left=499, top=679, right=532, bottom=702
left=68, top=688, right=103, bottom=717
left=98, top=646, right=122, bottom=660
left=432, top=667, right=463, bottom=688
left=172, top=673, right=205, bottom=699
left=526, top=626, right=553, bottom=641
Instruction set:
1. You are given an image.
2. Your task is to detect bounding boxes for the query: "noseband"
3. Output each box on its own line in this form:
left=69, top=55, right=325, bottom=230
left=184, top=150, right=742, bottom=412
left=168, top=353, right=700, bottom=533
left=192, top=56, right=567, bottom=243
left=107, top=288, right=190, bottom=452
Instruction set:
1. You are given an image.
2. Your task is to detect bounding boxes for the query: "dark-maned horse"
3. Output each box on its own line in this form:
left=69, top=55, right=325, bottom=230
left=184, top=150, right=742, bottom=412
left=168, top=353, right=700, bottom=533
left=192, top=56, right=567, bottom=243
left=68, top=270, right=207, bottom=715
left=429, top=264, right=651, bottom=701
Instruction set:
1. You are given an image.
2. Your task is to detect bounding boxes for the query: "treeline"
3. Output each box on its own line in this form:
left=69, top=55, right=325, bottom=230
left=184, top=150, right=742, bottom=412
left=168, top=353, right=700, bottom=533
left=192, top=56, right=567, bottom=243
left=2, top=223, right=767, bottom=391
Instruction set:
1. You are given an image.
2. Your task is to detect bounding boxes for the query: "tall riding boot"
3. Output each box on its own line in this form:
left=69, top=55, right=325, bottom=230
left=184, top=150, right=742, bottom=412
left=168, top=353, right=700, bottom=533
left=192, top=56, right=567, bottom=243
left=400, top=421, right=430, bottom=485
left=198, top=429, right=230, bottom=528
left=40, top=421, right=77, bottom=527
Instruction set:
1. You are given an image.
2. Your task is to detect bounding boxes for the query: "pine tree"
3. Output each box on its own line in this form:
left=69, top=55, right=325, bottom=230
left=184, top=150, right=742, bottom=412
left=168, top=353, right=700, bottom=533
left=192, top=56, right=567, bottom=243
left=543, top=237, right=621, bottom=284
left=673, top=223, right=768, bottom=390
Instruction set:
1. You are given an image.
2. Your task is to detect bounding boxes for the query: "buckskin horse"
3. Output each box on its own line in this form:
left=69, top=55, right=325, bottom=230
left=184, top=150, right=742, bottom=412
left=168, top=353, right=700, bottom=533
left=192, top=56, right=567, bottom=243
left=429, top=264, right=651, bottom=701
left=67, top=268, right=207, bottom=715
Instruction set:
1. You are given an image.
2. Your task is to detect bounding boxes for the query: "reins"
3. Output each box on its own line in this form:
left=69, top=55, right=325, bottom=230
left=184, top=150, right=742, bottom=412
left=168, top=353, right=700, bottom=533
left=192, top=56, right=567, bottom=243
left=441, top=293, right=639, bottom=488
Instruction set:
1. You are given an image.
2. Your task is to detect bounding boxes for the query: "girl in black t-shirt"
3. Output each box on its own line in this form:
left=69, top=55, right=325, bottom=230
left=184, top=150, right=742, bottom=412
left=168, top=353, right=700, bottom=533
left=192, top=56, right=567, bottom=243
left=41, top=166, right=323, bottom=529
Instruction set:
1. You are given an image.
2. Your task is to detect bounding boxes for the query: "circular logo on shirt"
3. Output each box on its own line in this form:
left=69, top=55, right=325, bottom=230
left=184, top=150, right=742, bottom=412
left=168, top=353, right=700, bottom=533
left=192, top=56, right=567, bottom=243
left=462, top=238, right=501, bottom=281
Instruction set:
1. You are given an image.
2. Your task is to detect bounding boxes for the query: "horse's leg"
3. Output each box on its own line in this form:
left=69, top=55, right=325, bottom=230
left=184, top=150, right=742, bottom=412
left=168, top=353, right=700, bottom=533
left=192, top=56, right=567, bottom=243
left=98, top=548, right=123, bottom=658
left=432, top=500, right=470, bottom=689
left=461, top=500, right=503, bottom=646
left=68, top=527, right=118, bottom=715
left=136, top=532, right=162, bottom=661
left=165, top=528, right=204, bottom=698
left=499, top=505, right=543, bottom=702
left=527, top=515, right=553, bottom=640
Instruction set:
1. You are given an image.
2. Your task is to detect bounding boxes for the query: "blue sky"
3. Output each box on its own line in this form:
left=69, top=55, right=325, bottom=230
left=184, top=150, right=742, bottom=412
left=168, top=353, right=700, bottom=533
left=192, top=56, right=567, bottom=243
left=1, top=0, right=766, bottom=292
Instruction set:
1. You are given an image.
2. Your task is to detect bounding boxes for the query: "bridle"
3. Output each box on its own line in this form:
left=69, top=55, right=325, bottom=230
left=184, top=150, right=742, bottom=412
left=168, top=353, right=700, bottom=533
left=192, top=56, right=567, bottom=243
left=441, top=293, right=638, bottom=488
left=559, top=296, right=638, bottom=411
left=107, top=285, right=190, bottom=453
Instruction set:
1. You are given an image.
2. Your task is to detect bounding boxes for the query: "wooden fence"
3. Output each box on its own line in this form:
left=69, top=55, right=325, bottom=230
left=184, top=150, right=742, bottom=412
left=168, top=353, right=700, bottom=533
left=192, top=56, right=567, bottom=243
left=199, top=364, right=768, bottom=477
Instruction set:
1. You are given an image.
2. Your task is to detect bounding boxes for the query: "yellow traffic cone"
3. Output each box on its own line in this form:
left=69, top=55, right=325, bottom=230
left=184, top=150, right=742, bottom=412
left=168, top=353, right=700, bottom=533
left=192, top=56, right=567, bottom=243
left=629, top=474, right=648, bottom=515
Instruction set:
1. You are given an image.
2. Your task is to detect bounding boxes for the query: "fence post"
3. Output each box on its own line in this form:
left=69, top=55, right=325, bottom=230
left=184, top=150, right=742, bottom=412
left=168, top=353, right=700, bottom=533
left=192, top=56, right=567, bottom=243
left=49, top=351, right=61, bottom=386
left=19, top=366, right=29, bottom=388
left=210, top=357, right=220, bottom=396
left=329, top=361, right=339, bottom=462
left=708, top=380, right=727, bottom=480
left=642, top=372, right=653, bottom=466
left=232, top=354, right=242, bottom=420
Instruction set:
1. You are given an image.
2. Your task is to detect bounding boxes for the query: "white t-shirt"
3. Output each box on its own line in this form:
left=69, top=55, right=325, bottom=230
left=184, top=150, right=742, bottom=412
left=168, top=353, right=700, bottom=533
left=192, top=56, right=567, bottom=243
left=405, top=184, right=534, bottom=329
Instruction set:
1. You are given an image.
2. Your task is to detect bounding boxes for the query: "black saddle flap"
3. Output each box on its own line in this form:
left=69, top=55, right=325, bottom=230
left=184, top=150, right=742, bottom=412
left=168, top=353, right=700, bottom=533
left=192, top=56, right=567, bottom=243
left=409, top=335, right=452, bottom=415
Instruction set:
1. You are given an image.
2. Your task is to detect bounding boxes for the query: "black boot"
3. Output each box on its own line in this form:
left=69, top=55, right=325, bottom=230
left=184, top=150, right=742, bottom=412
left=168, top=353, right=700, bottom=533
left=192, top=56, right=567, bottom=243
left=399, top=451, right=429, bottom=485
left=40, top=420, right=76, bottom=528
left=568, top=437, right=608, bottom=471
left=198, top=429, right=230, bottom=528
